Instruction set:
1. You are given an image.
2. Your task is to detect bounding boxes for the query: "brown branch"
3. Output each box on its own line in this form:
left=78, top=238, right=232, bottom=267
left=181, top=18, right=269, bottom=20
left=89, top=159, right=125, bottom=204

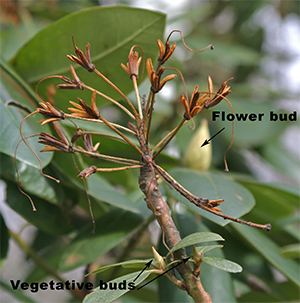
left=139, top=155, right=212, bottom=303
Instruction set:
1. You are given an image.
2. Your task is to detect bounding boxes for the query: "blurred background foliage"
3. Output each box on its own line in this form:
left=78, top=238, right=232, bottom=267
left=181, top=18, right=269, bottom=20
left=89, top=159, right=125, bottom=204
left=0, top=1, right=299, bottom=303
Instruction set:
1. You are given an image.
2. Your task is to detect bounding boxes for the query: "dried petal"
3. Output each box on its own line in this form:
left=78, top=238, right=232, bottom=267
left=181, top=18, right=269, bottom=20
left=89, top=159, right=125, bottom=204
left=90, top=91, right=100, bottom=118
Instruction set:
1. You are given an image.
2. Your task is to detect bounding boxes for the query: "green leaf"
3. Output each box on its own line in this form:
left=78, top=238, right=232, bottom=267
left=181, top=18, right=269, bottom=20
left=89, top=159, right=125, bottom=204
left=87, top=259, right=153, bottom=276
left=260, top=139, right=300, bottom=181
left=169, top=232, right=224, bottom=254
left=0, top=280, right=38, bottom=303
left=233, top=224, right=300, bottom=287
left=165, top=168, right=255, bottom=226
left=201, top=256, right=243, bottom=273
left=5, top=180, right=73, bottom=235
left=83, top=270, right=151, bottom=303
left=10, top=6, right=166, bottom=111
left=0, top=213, right=9, bottom=267
left=59, top=209, right=143, bottom=271
left=280, top=244, right=300, bottom=259
left=196, top=245, right=223, bottom=254
left=236, top=180, right=299, bottom=232
left=1, top=153, right=64, bottom=205
left=210, top=99, right=285, bottom=148
left=87, top=173, right=141, bottom=213
left=0, top=59, right=52, bottom=168
left=238, top=291, right=282, bottom=303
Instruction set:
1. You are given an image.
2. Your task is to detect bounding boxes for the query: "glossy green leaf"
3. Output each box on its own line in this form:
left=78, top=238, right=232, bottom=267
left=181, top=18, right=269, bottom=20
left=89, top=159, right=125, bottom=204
left=236, top=180, right=299, bottom=230
left=0, top=59, right=52, bottom=168
left=210, top=99, right=285, bottom=148
left=11, top=6, right=166, bottom=111
left=196, top=245, right=223, bottom=254
left=261, top=139, right=300, bottom=181
left=59, top=209, right=143, bottom=271
left=5, top=180, right=73, bottom=235
left=169, top=232, right=224, bottom=254
left=233, top=224, right=300, bottom=287
left=83, top=270, right=151, bottom=303
left=280, top=244, right=300, bottom=259
left=201, top=256, right=242, bottom=273
left=0, top=213, right=9, bottom=267
left=122, top=286, right=158, bottom=303
left=87, top=173, right=141, bottom=213
left=0, top=153, right=64, bottom=204
left=165, top=168, right=255, bottom=226
left=87, top=259, right=153, bottom=276
left=238, top=291, right=282, bottom=302
left=0, top=280, right=38, bottom=303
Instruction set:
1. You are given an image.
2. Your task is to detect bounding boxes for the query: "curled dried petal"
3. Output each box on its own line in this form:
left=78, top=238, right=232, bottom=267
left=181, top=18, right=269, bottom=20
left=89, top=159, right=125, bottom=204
left=90, top=91, right=100, bottom=118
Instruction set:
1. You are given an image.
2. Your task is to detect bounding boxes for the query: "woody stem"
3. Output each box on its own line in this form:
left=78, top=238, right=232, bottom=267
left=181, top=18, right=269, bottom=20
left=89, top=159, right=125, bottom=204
left=139, top=158, right=212, bottom=303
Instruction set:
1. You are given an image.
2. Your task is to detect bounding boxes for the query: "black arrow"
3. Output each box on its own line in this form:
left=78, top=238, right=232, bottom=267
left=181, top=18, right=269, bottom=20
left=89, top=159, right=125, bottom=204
left=201, top=127, right=225, bottom=147
left=137, top=257, right=190, bottom=290
left=133, top=260, right=153, bottom=282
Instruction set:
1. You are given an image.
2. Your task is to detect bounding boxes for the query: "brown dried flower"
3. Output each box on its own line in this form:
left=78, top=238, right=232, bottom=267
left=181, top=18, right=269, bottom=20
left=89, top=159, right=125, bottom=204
left=39, top=122, right=72, bottom=153
left=57, top=65, right=84, bottom=90
left=67, top=36, right=95, bottom=72
left=204, top=77, right=233, bottom=109
left=68, top=91, right=100, bottom=119
left=157, top=39, right=176, bottom=65
left=121, top=48, right=142, bottom=79
left=146, top=58, right=176, bottom=93
left=76, top=134, right=100, bottom=158
left=37, top=102, right=65, bottom=125
left=180, top=86, right=208, bottom=120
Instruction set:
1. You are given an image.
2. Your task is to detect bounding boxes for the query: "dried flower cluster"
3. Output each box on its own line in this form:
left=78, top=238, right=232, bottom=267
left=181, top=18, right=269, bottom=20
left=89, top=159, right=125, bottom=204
left=18, top=30, right=271, bottom=229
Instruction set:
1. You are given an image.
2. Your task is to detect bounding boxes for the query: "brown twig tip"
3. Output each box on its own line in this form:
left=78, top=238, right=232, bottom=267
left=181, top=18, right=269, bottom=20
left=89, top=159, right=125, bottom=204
left=265, top=224, right=272, bottom=231
left=77, top=166, right=97, bottom=179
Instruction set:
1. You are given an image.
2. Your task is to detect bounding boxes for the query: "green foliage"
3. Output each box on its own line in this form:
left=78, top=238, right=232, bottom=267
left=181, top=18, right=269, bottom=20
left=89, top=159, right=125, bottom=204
left=83, top=270, right=152, bottom=303
left=201, top=257, right=242, bottom=273
left=165, top=168, right=255, bottom=226
left=168, top=232, right=224, bottom=254
left=10, top=6, right=166, bottom=113
left=0, top=59, right=52, bottom=168
left=1, top=2, right=299, bottom=303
